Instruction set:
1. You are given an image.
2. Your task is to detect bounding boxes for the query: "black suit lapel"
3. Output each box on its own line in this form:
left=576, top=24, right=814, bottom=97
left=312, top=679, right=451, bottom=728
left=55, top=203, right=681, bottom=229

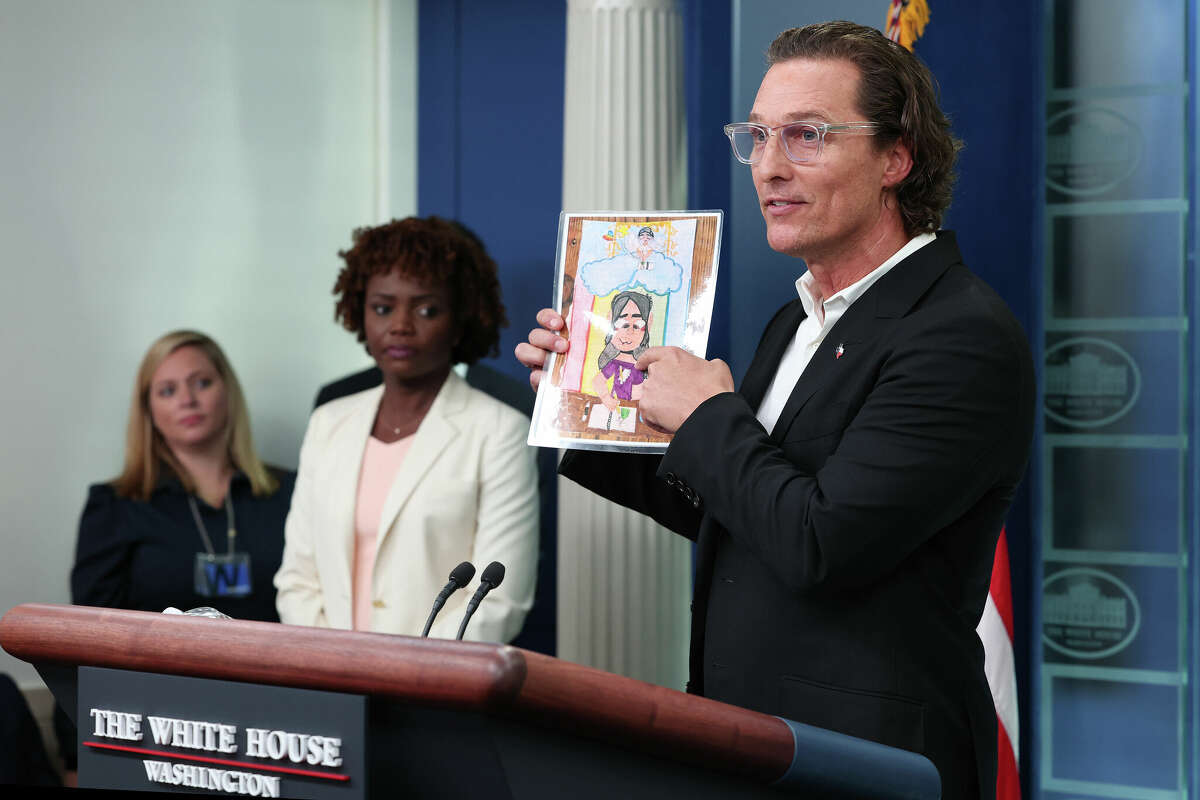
left=738, top=298, right=806, bottom=412
left=768, top=232, right=964, bottom=443
left=768, top=301, right=874, bottom=444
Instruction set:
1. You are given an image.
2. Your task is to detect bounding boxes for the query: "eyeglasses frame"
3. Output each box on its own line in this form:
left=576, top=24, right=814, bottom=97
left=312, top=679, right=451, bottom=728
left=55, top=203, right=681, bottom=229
left=722, top=121, right=880, bottom=164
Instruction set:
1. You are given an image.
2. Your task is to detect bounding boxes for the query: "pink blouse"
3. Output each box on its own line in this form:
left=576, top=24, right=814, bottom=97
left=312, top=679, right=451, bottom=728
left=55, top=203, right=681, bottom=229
left=352, top=434, right=413, bottom=630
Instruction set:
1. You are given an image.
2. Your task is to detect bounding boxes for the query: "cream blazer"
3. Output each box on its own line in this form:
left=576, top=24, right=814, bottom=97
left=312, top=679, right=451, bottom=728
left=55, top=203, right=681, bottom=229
left=274, top=371, right=538, bottom=643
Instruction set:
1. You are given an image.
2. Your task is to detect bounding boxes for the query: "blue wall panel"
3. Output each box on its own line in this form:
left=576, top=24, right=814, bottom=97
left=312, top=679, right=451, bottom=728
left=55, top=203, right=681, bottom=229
left=684, top=0, right=733, bottom=363
left=418, top=0, right=566, bottom=384
left=417, top=0, right=567, bottom=657
left=915, top=11, right=1039, bottom=798
left=417, top=1, right=460, bottom=217
left=1038, top=0, right=1192, bottom=795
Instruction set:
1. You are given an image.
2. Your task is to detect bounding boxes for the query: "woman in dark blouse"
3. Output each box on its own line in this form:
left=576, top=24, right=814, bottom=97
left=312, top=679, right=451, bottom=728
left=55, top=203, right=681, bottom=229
left=60, top=330, right=294, bottom=776
left=71, top=330, right=294, bottom=621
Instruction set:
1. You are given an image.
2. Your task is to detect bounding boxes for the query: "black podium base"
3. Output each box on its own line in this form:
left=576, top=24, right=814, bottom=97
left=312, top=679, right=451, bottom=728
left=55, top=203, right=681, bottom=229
left=368, top=702, right=789, bottom=799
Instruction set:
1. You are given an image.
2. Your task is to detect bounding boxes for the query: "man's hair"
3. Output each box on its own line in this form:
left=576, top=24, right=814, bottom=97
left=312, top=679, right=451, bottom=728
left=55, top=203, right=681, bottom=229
left=766, top=20, right=962, bottom=236
left=332, top=216, right=507, bottom=365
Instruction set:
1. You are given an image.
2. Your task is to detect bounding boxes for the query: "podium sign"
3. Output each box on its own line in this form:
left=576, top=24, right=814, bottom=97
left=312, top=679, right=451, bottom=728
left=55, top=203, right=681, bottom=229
left=0, top=605, right=942, bottom=799
left=78, top=667, right=365, bottom=799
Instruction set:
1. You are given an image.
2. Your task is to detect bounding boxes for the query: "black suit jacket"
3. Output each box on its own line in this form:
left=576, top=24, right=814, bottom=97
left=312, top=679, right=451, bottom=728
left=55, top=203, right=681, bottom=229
left=560, top=232, right=1034, bottom=799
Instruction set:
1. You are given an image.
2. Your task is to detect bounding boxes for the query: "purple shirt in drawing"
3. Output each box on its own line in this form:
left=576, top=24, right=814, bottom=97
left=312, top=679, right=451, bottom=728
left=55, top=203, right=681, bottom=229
left=601, top=358, right=645, bottom=401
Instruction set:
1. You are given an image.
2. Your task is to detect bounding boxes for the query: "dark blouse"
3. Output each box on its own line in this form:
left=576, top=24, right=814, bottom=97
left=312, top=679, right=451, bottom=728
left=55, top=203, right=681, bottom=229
left=70, top=468, right=296, bottom=622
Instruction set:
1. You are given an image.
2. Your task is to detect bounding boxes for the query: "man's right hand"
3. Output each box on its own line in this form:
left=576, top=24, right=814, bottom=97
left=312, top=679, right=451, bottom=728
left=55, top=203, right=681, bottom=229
left=514, top=308, right=568, bottom=391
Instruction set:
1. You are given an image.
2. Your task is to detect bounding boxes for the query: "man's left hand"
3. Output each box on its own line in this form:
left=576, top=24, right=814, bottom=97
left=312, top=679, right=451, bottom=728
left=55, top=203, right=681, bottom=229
left=636, top=347, right=735, bottom=433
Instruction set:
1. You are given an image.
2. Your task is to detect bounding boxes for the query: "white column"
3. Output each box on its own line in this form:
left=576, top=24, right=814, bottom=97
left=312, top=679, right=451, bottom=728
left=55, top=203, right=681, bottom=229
left=558, top=0, right=691, bottom=689
left=371, top=0, right=391, bottom=224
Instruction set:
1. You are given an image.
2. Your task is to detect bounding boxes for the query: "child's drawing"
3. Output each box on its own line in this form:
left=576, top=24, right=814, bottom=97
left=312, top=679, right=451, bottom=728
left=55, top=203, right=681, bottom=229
left=560, top=219, right=697, bottom=396
left=592, top=290, right=652, bottom=410
left=529, top=211, right=723, bottom=453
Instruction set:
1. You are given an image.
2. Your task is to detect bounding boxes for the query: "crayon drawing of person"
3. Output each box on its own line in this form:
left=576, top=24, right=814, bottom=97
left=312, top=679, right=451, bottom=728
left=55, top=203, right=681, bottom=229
left=591, top=291, right=651, bottom=411
left=633, top=226, right=657, bottom=269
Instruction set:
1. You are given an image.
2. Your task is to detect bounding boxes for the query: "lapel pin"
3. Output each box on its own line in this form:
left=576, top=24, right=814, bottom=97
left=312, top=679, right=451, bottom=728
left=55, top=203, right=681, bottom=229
left=835, top=343, right=845, bottom=360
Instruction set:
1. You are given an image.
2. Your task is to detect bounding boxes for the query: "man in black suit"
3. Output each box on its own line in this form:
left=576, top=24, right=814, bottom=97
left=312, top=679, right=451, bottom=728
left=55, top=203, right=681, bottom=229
left=516, top=21, right=1033, bottom=799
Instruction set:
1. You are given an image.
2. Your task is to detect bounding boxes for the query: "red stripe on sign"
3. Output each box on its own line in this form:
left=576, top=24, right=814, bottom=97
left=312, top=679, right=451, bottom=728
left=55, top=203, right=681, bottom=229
left=83, top=741, right=350, bottom=781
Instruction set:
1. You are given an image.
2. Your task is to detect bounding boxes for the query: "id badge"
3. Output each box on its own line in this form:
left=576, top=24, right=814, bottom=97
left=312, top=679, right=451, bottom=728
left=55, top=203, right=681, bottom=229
left=194, top=552, right=252, bottom=598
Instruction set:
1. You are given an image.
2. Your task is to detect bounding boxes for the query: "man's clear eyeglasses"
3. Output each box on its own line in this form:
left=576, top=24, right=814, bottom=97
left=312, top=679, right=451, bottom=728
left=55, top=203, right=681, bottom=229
left=723, top=121, right=879, bottom=164
left=614, top=319, right=646, bottom=331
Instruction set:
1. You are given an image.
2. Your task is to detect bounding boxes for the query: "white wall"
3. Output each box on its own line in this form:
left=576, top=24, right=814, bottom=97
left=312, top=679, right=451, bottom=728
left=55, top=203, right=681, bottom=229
left=0, top=0, right=417, bottom=687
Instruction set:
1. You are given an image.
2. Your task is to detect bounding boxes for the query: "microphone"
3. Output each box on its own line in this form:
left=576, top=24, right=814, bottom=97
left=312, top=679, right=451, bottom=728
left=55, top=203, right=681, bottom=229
left=455, top=561, right=506, bottom=641
left=421, top=561, right=476, bottom=637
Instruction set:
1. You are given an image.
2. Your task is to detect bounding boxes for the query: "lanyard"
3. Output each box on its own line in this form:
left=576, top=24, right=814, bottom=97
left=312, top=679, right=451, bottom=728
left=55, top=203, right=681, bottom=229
left=187, top=493, right=238, bottom=557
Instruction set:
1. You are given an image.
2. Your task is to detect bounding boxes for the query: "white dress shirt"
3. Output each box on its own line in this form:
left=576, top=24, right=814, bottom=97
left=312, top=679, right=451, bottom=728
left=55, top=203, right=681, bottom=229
left=755, top=233, right=937, bottom=434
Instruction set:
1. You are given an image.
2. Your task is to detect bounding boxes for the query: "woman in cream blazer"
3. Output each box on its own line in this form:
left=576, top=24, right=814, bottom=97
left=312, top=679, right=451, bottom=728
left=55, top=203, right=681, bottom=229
left=274, top=373, right=536, bottom=642
left=275, top=216, right=537, bottom=643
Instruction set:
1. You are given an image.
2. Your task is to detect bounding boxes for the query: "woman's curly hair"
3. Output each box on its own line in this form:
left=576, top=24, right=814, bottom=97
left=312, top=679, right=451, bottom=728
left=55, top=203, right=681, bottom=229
left=332, top=216, right=507, bottom=365
left=766, top=21, right=962, bottom=236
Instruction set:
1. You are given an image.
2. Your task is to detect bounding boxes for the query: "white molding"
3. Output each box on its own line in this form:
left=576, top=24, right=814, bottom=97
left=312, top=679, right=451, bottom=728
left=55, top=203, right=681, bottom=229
left=373, top=0, right=391, bottom=223
left=558, top=0, right=690, bottom=689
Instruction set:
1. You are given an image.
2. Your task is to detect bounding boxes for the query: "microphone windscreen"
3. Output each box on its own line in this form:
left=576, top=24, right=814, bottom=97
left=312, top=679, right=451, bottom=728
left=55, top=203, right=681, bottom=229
left=480, top=561, right=506, bottom=589
left=450, top=561, right=476, bottom=587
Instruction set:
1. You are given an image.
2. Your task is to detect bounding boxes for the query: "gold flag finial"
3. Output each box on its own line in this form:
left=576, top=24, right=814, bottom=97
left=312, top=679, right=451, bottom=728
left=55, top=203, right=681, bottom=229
left=885, top=0, right=931, bottom=52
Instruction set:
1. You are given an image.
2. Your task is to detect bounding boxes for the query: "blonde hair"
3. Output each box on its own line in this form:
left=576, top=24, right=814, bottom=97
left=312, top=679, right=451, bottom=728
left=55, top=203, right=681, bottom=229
left=112, top=330, right=279, bottom=500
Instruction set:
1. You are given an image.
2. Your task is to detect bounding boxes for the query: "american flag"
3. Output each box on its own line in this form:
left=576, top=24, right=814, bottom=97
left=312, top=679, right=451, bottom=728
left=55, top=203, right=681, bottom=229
left=884, top=0, right=931, bottom=52
left=977, top=527, right=1021, bottom=799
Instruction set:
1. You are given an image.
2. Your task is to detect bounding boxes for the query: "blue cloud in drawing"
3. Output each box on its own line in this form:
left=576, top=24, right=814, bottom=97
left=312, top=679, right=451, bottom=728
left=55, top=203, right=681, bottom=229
left=579, top=251, right=683, bottom=296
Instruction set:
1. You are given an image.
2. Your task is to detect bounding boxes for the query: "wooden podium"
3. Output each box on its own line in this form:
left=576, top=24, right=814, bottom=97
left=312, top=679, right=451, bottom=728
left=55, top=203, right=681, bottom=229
left=0, top=603, right=940, bottom=799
